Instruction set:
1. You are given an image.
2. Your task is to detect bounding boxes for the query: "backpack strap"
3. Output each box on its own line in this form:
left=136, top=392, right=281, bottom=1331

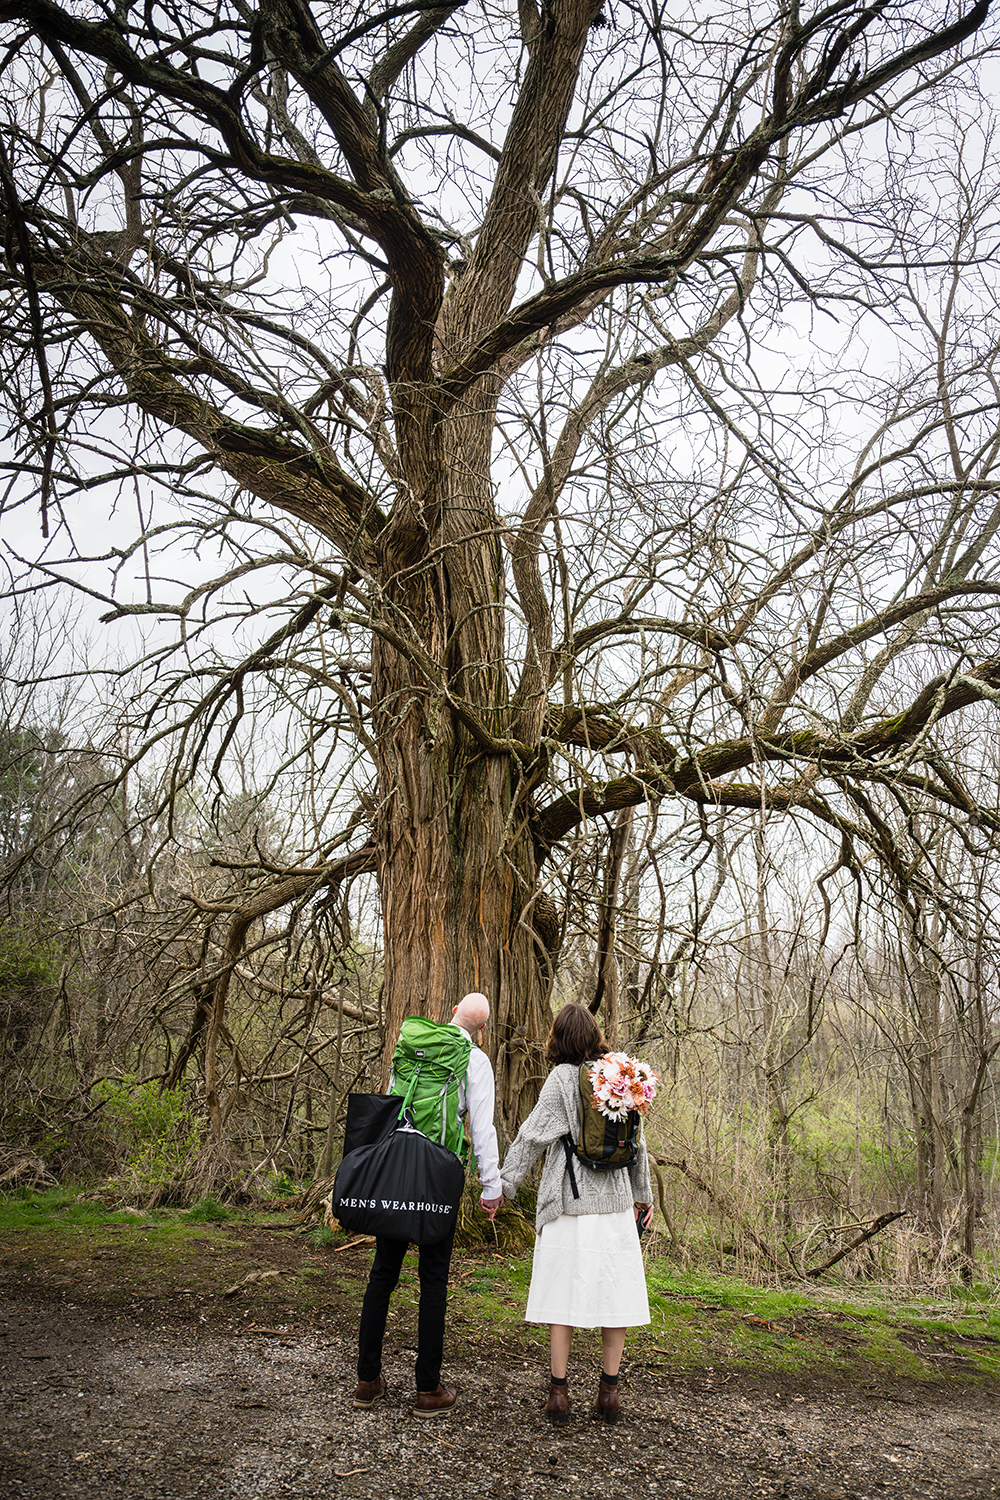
left=397, top=1060, right=424, bottom=1118
left=561, top=1135, right=580, bottom=1200
left=458, top=1048, right=475, bottom=1119
left=430, top=1071, right=459, bottom=1145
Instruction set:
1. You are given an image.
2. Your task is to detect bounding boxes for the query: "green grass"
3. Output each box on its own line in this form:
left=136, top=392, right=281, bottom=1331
left=0, top=1185, right=240, bottom=1262
left=440, top=1256, right=1000, bottom=1386
left=306, top=1223, right=338, bottom=1248
left=2, top=1189, right=999, bottom=1386
left=630, top=1265, right=1000, bottom=1382
left=645, top=1266, right=817, bottom=1316
left=0, top=1187, right=165, bottom=1235
left=182, top=1197, right=233, bottom=1223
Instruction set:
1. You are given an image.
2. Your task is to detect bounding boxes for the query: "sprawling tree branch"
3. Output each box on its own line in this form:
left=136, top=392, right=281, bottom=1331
left=537, top=655, right=1000, bottom=848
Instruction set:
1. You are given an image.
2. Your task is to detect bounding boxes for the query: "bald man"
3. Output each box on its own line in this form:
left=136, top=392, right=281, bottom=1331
left=451, top=991, right=503, bottom=1221
left=353, top=992, right=502, bottom=1417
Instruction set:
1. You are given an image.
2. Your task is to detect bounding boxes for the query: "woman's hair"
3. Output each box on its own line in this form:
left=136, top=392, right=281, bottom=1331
left=545, top=1002, right=607, bottom=1067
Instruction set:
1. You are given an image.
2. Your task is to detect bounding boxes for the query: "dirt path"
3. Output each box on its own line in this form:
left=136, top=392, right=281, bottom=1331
left=1, top=1293, right=999, bottom=1500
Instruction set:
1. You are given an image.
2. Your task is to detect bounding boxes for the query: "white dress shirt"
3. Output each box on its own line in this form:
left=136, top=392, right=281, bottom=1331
left=452, top=1024, right=502, bottom=1198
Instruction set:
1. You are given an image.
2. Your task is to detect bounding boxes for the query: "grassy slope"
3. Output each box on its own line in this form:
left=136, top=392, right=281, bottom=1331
left=1, top=1190, right=998, bottom=1386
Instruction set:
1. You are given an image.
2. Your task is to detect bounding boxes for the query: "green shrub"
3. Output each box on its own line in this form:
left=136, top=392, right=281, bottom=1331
left=93, top=1075, right=200, bottom=1198
left=182, top=1196, right=232, bottom=1222
left=266, top=1170, right=302, bottom=1197
left=0, top=922, right=61, bottom=1055
left=0, top=924, right=61, bottom=989
left=307, top=1223, right=338, bottom=1247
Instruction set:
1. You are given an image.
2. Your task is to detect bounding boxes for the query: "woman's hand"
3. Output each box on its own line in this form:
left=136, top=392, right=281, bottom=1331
left=634, top=1202, right=653, bottom=1229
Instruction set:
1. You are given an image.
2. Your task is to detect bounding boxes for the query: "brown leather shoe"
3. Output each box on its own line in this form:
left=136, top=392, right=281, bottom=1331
left=592, top=1377, right=622, bottom=1423
left=352, top=1375, right=386, bottom=1409
left=412, top=1383, right=457, bottom=1417
left=543, top=1380, right=570, bottom=1423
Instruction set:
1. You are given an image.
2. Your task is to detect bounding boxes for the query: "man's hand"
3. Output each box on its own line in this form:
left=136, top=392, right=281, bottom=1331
left=479, top=1194, right=502, bottom=1221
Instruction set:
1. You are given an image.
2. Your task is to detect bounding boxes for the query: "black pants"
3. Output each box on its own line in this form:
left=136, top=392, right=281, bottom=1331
left=356, top=1229, right=456, bottom=1391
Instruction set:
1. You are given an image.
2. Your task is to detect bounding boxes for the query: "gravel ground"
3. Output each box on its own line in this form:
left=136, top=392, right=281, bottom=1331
left=1, top=1296, right=999, bottom=1499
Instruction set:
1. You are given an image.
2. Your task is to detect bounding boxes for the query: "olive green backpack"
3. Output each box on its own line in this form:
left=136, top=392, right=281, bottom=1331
left=561, top=1060, right=639, bottom=1198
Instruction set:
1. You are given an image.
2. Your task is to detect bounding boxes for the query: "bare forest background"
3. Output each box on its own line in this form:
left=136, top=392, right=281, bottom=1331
left=1, top=0, right=1000, bottom=1291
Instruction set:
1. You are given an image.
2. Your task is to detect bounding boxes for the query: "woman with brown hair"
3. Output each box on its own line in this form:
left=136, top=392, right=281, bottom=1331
left=499, top=1003, right=653, bottom=1423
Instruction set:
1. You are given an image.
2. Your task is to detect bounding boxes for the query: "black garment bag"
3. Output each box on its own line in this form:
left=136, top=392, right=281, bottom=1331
left=343, top=1092, right=402, bottom=1158
left=332, top=1117, right=465, bottom=1246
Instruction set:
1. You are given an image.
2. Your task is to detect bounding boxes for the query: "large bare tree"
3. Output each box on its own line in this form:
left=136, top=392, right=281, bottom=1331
left=2, top=0, right=1000, bottom=1132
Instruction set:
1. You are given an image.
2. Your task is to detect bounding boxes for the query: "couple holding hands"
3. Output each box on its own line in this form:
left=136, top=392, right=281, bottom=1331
left=352, top=994, right=653, bottom=1423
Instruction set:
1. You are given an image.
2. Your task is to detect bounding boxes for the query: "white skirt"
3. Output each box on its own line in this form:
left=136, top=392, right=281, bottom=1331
left=524, top=1209, right=651, bottom=1328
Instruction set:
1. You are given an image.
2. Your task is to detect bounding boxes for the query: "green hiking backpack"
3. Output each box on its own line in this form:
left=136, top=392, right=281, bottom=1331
left=562, top=1060, right=639, bottom=1199
left=388, top=1016, right=473, bottom=1161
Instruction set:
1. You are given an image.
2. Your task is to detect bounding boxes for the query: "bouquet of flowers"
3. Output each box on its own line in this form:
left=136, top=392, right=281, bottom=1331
left=588, top=1052, right=659, bottom=1121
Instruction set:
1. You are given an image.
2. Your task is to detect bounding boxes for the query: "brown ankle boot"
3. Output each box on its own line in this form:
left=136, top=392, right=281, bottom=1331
left=592, top=1376, right=621, bottom=1423
left=412, top=1383, right=457, bottom=1417
left=543, top=1379, right=570, bottom=1423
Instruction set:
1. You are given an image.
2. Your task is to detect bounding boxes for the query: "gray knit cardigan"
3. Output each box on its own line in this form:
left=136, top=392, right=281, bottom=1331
left=500, top=1063, right=653, bottom=1230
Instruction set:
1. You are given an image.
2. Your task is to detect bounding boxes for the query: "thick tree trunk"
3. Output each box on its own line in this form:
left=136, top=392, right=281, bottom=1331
left=371, top=409, right=554, bottom=1130
left=370, top=678, right=553, bottom=1130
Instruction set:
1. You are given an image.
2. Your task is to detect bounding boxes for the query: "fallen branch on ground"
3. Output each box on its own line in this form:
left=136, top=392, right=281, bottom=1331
left=805, top=1212, right=908, bottom=1278
left=222, top=1269, right=284, bottom=1297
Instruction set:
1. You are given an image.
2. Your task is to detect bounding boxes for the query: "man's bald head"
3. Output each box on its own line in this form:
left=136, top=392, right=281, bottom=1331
left=452, top=992, right=490, bottom=1032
